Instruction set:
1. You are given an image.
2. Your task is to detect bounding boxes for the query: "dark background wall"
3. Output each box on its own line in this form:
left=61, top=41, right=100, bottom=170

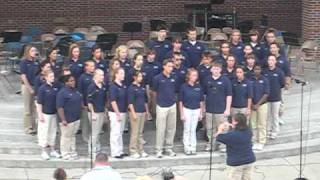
left=0, top=0, right=303, bottom=41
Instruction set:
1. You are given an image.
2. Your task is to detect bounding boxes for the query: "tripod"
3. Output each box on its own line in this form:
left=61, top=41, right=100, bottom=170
left=294, top=79, right=308, bottom=180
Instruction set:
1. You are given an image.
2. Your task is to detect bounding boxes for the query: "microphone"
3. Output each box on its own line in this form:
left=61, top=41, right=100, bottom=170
left=293, top=77, right=308, bottom=85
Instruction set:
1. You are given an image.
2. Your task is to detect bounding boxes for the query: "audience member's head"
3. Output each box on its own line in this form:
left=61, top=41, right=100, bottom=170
left=95, top=152, right=110, bottom=166
left=53, top=168, right=67, bottom=180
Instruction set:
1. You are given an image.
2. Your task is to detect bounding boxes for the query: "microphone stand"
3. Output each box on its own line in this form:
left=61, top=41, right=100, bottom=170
left=294, top=79, right=308, bottom=180
left=209, top=114, right=216, bottom=180
left=89, top=109, right=93, bottom=169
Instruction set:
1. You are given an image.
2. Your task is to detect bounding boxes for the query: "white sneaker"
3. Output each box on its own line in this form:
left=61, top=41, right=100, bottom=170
left=256, top=144, right=265, bottom=151
left=130, top=153, right=141, bottom=159
left=70, top=153, right=79, bottom=160
left=50, top=150, right=61, bottom=158
left=141, top=152, right=149, bottom=158
left=41, top=151, right=50, bottom=160
left=205, top=143, right=211, bottom=151
left=156, top=151, right=163, bottom=158
left=165, top=149, right=176, bottom=157
left=62, top=154, right=71, bottom=160
left=279, top=119, right=285, bottom=125
left=252, top=143, right=259, bottom=150
left=270, top=133, right=277, bottom=140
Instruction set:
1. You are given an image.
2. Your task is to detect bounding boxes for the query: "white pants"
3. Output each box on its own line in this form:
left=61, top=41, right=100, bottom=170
left=37, top=114, right=57, bottom=147
left=109, top=112, right=127, bottom=157
left=267, top=101, right=281, bottom=136
left=88, top=112, right=105, bottom=154
left=183, top=107, right=200, bottom=152
left=60, top=120, right=80, bottom=157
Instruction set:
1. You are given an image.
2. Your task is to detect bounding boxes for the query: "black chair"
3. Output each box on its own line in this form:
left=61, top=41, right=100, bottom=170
left=55, top=36, right=75, bottom=57
left=170, top=22, right=191, bottom=33
left=96, top=33, right=118, bottom=56
left=1, top=32, right=22, bottom=43
left=150, top=20, right=167, bottom=31
left=282, top=32, right=300, bottom=46
left=122, top=22, right=142, bottom=39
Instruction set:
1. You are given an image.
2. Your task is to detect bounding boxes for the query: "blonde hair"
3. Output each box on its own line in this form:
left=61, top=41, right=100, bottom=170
left=93, top=69, right=104, bottom=79
left=114, top=45, right=129, bottom=60
left=22, top=45, right=37, bottom=59
left=186, top=68, right=199, bottom=82
left=68, top=43, right=80, bottom=59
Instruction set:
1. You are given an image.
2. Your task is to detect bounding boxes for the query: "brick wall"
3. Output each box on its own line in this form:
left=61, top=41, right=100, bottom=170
left=302, top=0, right=320, bottom=41
left=0, top=0, right=302, bottom=42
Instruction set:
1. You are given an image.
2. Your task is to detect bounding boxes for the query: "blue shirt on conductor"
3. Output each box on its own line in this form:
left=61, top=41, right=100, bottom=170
left=108, top=82, right=128, bottom=113
left=203, top=75, right=232, bottom=114
left=217, top=128, right=256, bottom=166
left=152, top=73, right=176, bottom=107
left=179, top=83, right=204, bottom=109
left=128, top=84, right=148, bottom=113
left=56, top=86, right=82, bottom=123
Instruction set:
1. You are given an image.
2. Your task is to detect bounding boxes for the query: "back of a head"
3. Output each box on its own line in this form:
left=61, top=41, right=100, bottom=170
left=53, top=168, right=67, bottom=180
left=95, top=152, right=109, bottom=164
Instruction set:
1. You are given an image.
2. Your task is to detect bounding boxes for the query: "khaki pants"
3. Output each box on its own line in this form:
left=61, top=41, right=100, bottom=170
left=205, top=113, right=225, bottom=142
left=250, top=103, right=268, bottom=144
left=155, top=104, right=176, bottom=152
left=231, top=108, right=247, bottom=117
left=109, top=112, right=127, bottom=157
left=228, top=163, right=253, bottom=180
left=88, top=112, right=105, bottom=154
left=37, top=114, right=57, bottom=147
left=60, top=120, right=80, bottom=157
left=267, top=101, right=281, bottom=137
left=129, top=112, right=146, bottom=154
left=81, top=108, right=90, bottom=142
left=22, top=85, right=36, bottom=132
left=146, top=85, right=156, bottom=119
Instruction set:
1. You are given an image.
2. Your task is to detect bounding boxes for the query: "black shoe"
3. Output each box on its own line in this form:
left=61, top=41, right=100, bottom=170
left=114, top=155, right=123, bottom=159
left=76, top=130, right=82, bottom=134
left=120, top=153, right=129, bottom=157
left=124, top=130, right=129, bottom=134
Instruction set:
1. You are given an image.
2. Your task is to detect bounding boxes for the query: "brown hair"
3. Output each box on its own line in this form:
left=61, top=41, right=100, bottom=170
left=210, top=62, right=222, bottom=68
left=172, top=36, right=182, bottom=43
left=22, top=45, right=37, bottom=60
left=113, top=67, right=125, bottom=81
left=233, top=113, right=249, bottom=131
left=68, top=43, right=80, bottom=59
left=186, top=26, right=197, bottom=34
left=162, top=59, right=173, bottom=66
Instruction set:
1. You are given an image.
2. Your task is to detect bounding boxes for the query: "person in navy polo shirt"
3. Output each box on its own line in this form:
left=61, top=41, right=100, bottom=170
left=231, top=66, right=253, bottom=117
left=92, top=45, right=108, bottom=73
left=215, top=113, right=255, bottom=180
left=244, top=45, right=254, bottom=60
left=56, top=75, right=82, bottom=160
left=171, top=52, right=187, bottom=93
left=66, top=44, right=83, bottom=81
left=146, top=25, right=172, bottom=64
left=263, top=55, right=285, bottom=139
left=78, top=60, right=96, bottom=142
left=142, top=49, right=161, bottom=121
left=165, top=36, right=190, bottom=68
left=20, top=45, right=40, bottom=135
left=244, top=54, right=257, bottom=81
left=197, top=51, right=213, bottom=88
left=128, top=53, right=145, bottom=85
left=261, top=28, right=287, bottom=60
left=230, top=29, right=245, bottom=66
left=215, top=42, right=231, bottom=67
left=152, top=59, right=177, bottom=158
left=37, top=70, right=61, bottom=160
left=182, top=26, right=206, bottom=68
left=34, top=60, right=52, bottom=98
left=47, top=47, right=62, bottom=78
left=108, top=68, right=128, bottom=159
left=87, top=69, right=108, bottom=157
left=114, top=45, right=132, bottom=87
left=108, top=58, right=121, bottom=86
left=249, top=29, right=264, bottom=65
left=222, top=55, right=237, bottom=81
left=128, top=71, right=149, bottom=159
left=250, top=65, right=269, bottom=151
left=179, top=69, right=204, bottom=155
left=203, top=62, right=232, bottom=151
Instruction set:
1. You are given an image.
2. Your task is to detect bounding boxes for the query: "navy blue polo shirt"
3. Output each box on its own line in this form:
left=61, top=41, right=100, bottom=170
left=203, top=75, right=232, bottom=113
left=182, top=41, right=206, bottom=68
left=94, top=59, right=108, bottom=73
left=261, top=42, right=287, bottom=60
left=152, top=73, right=177, bottom=107
left=127, top=68, right=147, bottom=86
left=263, top=67, right=285, bottom=102
left=141, top=60, right=161, bottom=86
left=128, top=84, right=148, bottom=113
left=51, top=61, right=63, bottom=79
left=179, top=83, right=204, bottom=109
left=230, top=42, right=245, bottom=65
left=165, top=50, right=191, bottom=68
left=109, top=82, right=128, bottom=113
left=20, top=59, right=40, bottom=86
left=146, top=39, right=172, bottom=64
left=276, top=55, right=291, bottom=77
left=56, top=86, right=82, bottom=123
left=34, top=74, right=46, bottom=97
left=214, top=54, right=227, bottom=67
left=171, top=66, right=187, bottom=93
left=244, top=67, right=255, bottom=81
left=251, top=43, right=264, bottom=65
left=222, top=68, right=236, bottom=82
left=197, top=64, right=211, bottom=87
left=37, top=82, right=61, bottom=114
left=77, top=72, right=93, bottom=105
left=217, top=128, right=256, bottom=166
left=120, top=59, right=132, bottom=86
left=252, top=75, right=270, bottom=105
left=87, top=82, right=108, bottom=113
left=231, top=78, right=253, bottom=108
left=66, top=59, right=84, bottom=80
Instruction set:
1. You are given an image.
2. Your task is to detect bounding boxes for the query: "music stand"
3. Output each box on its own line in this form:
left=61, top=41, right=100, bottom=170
left=1, top=32, right=22, bottom=43
left=122, top=22, right=142, bottom=40
left=96, top=33, right=118, bottom=57
left=150, top=19, right=167, bottom=31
